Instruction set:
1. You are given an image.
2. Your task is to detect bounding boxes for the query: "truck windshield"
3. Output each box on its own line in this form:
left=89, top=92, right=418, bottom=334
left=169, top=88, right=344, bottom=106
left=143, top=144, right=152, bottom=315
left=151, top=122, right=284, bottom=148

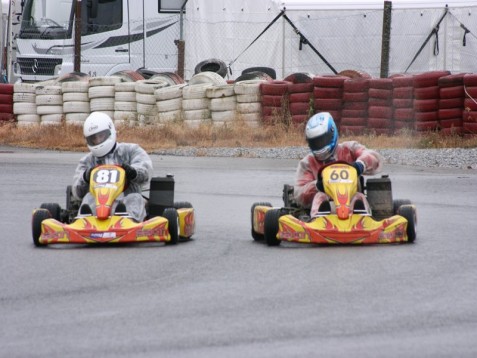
left=19, top=0, right=74, bottom=39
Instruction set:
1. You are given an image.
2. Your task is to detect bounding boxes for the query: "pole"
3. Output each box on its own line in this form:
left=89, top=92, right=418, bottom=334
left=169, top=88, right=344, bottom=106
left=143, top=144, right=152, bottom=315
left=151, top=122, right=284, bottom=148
left=74, top=0, right=82, bottom=72
left=6, top=0, right=13, bottom=82
left=380, top=1, right=392, bottom=78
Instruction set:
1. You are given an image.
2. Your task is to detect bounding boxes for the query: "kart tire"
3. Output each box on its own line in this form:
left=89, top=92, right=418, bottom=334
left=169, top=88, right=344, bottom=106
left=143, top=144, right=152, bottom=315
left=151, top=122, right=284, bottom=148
left=173, top=201, right=193, bottom=209
left=264, top=208, right=282, bottom=246
left=398, top=204, right=417, bottom=243
left=251, top=202, right=272, bottom=241
left=393, top=199, right=412, bottom=215
left=163, top=208, right=179, bottom=245
left=242, top=66, right=277, bottom=80
left=40, top=203, right=62, bottom=221
left=32, top=209, right=51, bottom=247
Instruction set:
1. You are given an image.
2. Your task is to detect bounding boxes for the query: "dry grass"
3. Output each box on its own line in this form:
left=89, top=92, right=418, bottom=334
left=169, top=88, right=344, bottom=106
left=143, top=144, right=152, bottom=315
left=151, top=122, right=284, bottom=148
left=0, top=121, right=476, bottom=152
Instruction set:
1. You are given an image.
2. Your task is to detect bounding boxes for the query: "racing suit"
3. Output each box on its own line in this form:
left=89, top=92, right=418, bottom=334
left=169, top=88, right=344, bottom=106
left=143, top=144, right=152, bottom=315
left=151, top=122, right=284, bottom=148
left=72, top=143, right=153, bottom=221
left=294, top=141, right=384, bottom=217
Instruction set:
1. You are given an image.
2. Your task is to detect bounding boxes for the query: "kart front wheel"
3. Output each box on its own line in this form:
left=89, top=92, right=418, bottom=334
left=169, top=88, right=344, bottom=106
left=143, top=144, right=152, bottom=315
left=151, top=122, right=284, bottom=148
left=163, top=208, right=179, bottom=245
left=264, top=208, right=282, bottom=246
left=251, top=202, right=272, bottom=241
left=398, top=204, right=417, bottom=243
left=32, top=209, right=51, bottom=247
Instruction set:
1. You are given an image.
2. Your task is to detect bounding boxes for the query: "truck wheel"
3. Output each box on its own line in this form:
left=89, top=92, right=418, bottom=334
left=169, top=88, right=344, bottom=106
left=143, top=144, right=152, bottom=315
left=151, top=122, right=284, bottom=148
left=251, top=202, right=272, bottom=241
left=40, top=203, right=62, bottom=221
left=264, top=209, right=282, bottom=246
left=32, top=209, right=51, bottom=247
left=163, top=208, right=179, bottom=245
left=397, top=204, right=417, bottom=243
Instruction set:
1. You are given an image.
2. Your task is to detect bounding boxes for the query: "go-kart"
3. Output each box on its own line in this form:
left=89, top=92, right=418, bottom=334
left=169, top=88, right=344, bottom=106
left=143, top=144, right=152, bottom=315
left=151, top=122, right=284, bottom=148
left=251, top=161, right=417, bottom=246
left=31, top=164, right=195, bottom=246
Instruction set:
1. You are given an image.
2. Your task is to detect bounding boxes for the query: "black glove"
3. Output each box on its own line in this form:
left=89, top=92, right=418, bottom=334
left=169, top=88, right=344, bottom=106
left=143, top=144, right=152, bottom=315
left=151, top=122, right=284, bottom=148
left=83, top=167, right=93, bottom=183
left=316, top=177, right=324, bottom=192
left=351, top=161, right=365, bottom=176
left=122, top=163, right=137, bottom=181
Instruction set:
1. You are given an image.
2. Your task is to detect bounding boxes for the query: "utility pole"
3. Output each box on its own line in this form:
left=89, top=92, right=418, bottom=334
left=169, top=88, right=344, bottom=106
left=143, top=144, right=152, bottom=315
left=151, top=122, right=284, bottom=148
left=74, top=0, right=82, bottom=72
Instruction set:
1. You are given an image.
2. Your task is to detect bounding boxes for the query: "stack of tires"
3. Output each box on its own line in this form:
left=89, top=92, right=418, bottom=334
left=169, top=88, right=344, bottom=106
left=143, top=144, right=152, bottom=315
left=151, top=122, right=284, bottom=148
left=13, top=83, right=39, bottom=126
left=89, top=76, right=121, bottom=120
left=207, top=84, right=236, bottom=126
left=413, top=71, right=450, bottom=132
left=36, top=85, right=63, bottom=125
left=284, top=73, right=314, bottom=125
left=340, top=78, right=370, bottom=134
left=135, top=79, right=168, bottom=125
left=438, top=73, right=466, bottom=135
left=0, top=84, right=14, bottom=123
left=155, top=84, right=186, bottom=124
left=312, top=75, right=347, bottom=128
left=114, top=81, right=138, bottom=126
left=260, top=81, right=291, bottom=125
left=62, top=81, right=90, bottom=125
left=182, top=83, right=212, bottom=128
left=367, top=78, right=394, bottom=135
left=234, top=80, right=265, bottom=127
left=462, top=74, right=477, bottom=134
left=391, top=75, right=415, bottom=131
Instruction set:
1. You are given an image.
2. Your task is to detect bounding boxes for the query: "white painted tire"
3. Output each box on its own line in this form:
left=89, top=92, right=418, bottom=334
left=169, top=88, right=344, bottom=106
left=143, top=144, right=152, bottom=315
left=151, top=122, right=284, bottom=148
left=157, top=98, right=182, bottom=112
left=135, top=80, right=169, bottom=94
left=154, top=84, right=186, bottom=101
left=182, top=109, right=211, bottom=121
left=182, top=98, right=209, bottom=111
left=209, top=96, right=236, bottom=111
left=35, top=85, right=62, bottom=95
left=236, top=94, right=261, bottom=103
left=206, top=84, right=235, bottom=98
left=182, top=84, right=212, bottom=99
left=114, top=101, right=137, bottom=112
left=183, top=119, right=204, bottom=129
left=63, top=101, right=90, bottom=113
left=89, top=76, right=122, bottom=87
left=62, top=81, right=89, bottom=93
left=40, top=114, right=63, bottom=124
left=13, top=102, right=37, bottom=115
left=37, top=105, right=63, bottom=115
left=63, top=92, right=89, bottom=102
left=65, top=113, right=89, bottom=124
left=211, top=110, right=236, bottom=122
left=237, top=112, right=262, bottom=122
left=233, top=80, right=265, bottom=95
left=16, top=114, right=40, bottom=124
left=36, top=94, right=63, bottom=106
left=90, top=98, right=115, bottom=111
left=158, top=110, right=182, bottom=123
left=115, top=82, right=137, bottom=92
left=14, top=83, right=36, bottom=93
left=13, top=92, right=36, bottom=103
left=89, top=85, right=115, bottom=98
left=114, top=111, right=137, bottom=122
left=136, top=93, right=157, bottom=105
left=237, top=102, right=261, bottom=113
left=115, top=91, right=136, bottom=102
left=137, top=102, right=158, bottom=115
left=189, top=71, right=227, bottom=86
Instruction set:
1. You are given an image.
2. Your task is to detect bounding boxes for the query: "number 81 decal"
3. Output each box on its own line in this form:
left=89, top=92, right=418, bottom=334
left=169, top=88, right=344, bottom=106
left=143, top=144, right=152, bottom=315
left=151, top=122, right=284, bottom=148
left=94, top=168, right=120, bottom=184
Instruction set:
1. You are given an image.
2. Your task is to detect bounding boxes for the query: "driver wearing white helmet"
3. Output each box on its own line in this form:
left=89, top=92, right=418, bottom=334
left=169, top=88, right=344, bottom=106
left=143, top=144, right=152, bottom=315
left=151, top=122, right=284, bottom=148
left=294, top=112, right=384, bottom=217
left=72, top=112, right=153, bottom=221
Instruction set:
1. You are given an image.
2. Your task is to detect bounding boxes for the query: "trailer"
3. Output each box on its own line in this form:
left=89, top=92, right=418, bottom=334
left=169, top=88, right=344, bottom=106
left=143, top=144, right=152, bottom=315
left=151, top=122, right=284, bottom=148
left=14, top=0, right=185, bottom=82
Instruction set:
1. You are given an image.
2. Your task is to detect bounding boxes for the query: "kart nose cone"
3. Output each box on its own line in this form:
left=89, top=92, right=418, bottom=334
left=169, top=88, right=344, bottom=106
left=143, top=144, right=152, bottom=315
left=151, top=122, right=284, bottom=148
left=97, top=205, right=111, bottom=220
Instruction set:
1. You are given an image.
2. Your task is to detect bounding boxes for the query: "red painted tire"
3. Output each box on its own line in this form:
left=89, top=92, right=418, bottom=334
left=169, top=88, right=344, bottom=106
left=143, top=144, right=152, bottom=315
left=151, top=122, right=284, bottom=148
left=313, top=87, right=343, bottom=99
left=393, top=98, right=414, bottom=108
left=368, top=88, right=392, bottom=100
left=262, top=95, right=286, bottom=107
left=340, top=125, right=366, bottom=135
left=464, top=74, right=477, bottom=87
left=342, top=109, right=367, bottom=118
left=464, top=98, right=477, bottom=111
left=369, top=78, right=393, bottom=90
left=394, top=108, right=414, bottom=120
left=0, top=94, right=13, bottom=105
left=393, top=87, right=414, bottom=99
left=313, top=98, right=342, bottom=110
left=340, top=117, right=367, bottom=126
left=413, top=71, right=451, bottom=88
left=287, top=82, right=314, bottom=94
left=289, top=102, right=312, bottom=115
left=438, top=108, right=463, bottom=120
left=414, top=111, right=438, bottom=122
left=369, top=98, right=392, bottom=106
left=368, top=128, right=393, bottom=136
left=414, top=99, right=438, bottom=112
left=283, top=73, right=313, bottom=84
left=342, top=101, right=368, bottom=110
left=439, top=86, right=464, bottom=99
left=439, top=98, right=464, bottom=109
left=462, top=110, right=477, bottom=122
left=291, top=114, right=309, bottom=124
left=260, top=81, right=291, bottom=96
left=0, top=112, right=15, bottom=121
left=392, top=75, right=414, bottom=88
left=394, top=121, right=415, bottom=130
left=289, top=92, right=313, bottom=103
left=414, top=86, right=439, bottom=100
left=463, top=121, right=477, bottom=133
left=368, top=106, right=393, bottom=119
left=464, top=85, right=477, bottom=99
left=438, top=73, right=465, bottom=87
left=415, top=120, right=439, bottom=131
left=338, top=69, right=371, bottom=79
left=312, top=76, right=348, bottom=88
left=440, top=118, right=463, bottom=128
left=343, top=79, right=370, bottom=92
left=441, top=126, right=464, bottom=135
left=262, top=106, right=284, bottom=116
left=343, top=92, right=368, bottom=102
left=367, top=117, right=393, bottom=129
left=0, top=84, right=14, bottom=95
left=0, top=104, right=14, bottom=113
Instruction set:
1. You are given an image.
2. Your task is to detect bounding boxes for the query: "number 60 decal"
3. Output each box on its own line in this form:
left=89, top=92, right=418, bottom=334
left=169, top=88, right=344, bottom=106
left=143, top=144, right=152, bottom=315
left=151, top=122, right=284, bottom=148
left=329, top=168, right=350, bottom=181
left=94, top=169, right=120, bottom=184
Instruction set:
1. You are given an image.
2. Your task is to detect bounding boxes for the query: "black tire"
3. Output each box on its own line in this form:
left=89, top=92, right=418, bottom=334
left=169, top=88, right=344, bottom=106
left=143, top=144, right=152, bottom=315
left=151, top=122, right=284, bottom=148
left=397, top=204, right=417, bottom=243
left=264, top=208, right=282, bottom=246
left=194, top=59, right=227, bottom=78
left=251, top=202, right=272, bottom=241
left=242, top=66, right=276, bottom=80
left=393, top=199, right=412, bottom=215
left=235, top=71, right=273, bottom=82
left=163, top=208, right=179, bottom=245
left=40, top=203, right=61, bottom=221
left=173, top=201, right=193, bottom=209
left=32, top=209, right=51, bottom=247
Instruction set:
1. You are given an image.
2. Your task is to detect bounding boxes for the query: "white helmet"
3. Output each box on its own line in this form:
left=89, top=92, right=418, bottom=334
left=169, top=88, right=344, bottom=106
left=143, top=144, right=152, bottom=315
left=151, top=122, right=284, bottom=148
left=83, top=112, right=117, bottom=157
left=305, top=112, right=339, bottom=161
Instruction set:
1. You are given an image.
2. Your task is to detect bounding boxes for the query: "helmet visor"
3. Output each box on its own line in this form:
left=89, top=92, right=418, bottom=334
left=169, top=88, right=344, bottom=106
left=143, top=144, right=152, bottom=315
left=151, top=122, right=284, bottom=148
left=86, top=129, right=111, bottom=146
left=307, top=130, right=334, bottom=152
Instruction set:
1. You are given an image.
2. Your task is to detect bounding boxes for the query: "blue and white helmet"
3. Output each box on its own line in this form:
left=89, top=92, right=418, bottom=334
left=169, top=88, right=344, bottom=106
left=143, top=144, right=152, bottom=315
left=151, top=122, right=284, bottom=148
left=305, top=112, right=338, bottom=161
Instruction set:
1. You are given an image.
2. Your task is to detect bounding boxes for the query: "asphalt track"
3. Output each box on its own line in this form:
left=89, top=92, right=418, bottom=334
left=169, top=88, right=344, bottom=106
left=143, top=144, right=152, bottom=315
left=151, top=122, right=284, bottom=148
left=1, top=148, right=476, bottom=358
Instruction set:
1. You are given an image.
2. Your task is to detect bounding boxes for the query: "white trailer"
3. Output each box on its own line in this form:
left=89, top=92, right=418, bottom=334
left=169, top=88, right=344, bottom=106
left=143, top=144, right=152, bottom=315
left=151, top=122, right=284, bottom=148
left=14, top=0, right=185, bottom=82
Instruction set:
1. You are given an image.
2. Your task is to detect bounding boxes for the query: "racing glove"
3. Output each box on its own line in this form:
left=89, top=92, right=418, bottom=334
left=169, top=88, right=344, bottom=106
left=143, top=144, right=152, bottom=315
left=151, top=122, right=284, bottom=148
left=351, top=161, right=365, bottom=176
left=122, top=163, right=138, bottom=181
left=83, top=167, right=93, bottom=183
left=316, top=177, right=325, bottom=192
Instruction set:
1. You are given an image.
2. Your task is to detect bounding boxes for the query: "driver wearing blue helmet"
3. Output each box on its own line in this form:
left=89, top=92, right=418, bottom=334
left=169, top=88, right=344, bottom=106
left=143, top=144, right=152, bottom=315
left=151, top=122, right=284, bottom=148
left=294, top=112, right=384, bottom=217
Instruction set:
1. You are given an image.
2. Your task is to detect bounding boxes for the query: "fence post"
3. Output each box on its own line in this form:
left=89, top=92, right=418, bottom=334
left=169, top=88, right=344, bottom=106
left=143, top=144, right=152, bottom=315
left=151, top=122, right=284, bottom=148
left=176, top=40, right=185, bottom=79
left=74, top=0, right=82, bottom=72
left=380, top=1, right=392, bottom=78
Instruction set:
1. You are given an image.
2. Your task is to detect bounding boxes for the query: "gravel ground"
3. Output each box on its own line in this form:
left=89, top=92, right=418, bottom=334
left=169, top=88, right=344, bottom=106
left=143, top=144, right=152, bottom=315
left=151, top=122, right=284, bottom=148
left=150, top=147, right=477, bottom=170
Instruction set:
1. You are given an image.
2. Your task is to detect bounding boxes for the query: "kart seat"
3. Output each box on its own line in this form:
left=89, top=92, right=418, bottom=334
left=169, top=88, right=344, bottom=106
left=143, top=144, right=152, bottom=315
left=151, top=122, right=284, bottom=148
left=79, top=204, right=92, bottom=216
left=114, top=201, right=128, bottom=216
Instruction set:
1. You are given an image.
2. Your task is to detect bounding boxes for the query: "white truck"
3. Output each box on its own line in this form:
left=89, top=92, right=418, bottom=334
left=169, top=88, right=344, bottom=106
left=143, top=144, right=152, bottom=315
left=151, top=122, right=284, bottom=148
left=14, top=0, right=185, bottom=82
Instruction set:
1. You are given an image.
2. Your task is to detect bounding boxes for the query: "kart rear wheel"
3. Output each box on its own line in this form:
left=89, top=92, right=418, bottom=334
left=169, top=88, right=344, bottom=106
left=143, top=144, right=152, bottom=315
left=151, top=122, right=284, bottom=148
left=264, top=208, right=282, bottom=246
left=251, top=202, right=271, bottom=241
left=393, top=199, right=412, bottom=215
left=174, top=201, right=193, bottom=209
left=32, top=209, right=51, bottom=247
left=40, top=203, right=61, bottom=221
left=398, top=204, right=417, bottom=243
left=163, top=208, right=179, bottom=245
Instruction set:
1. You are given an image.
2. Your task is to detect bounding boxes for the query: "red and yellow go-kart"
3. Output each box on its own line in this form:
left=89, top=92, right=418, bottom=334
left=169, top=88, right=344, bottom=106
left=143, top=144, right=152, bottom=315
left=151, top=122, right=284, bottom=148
left=251, top=162, right=417, bottom=246
left=31, top=164, right=195, bottom=247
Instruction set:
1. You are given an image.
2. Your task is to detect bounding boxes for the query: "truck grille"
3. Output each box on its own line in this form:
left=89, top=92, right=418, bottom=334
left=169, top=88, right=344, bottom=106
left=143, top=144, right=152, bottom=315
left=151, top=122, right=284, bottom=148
left=17, top=58, right=63, bottom=76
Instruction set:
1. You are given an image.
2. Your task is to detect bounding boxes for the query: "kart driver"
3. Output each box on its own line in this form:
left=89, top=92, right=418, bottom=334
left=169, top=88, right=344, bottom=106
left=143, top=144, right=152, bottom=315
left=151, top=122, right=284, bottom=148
left=294, top=112, right=384, bottom=217
left=72, top=112, right=153, bottom=221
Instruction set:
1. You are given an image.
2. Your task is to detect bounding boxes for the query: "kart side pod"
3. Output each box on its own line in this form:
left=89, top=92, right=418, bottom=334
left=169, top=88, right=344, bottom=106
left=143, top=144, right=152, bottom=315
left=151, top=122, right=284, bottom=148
left=149, top=175, right=175, bottom=217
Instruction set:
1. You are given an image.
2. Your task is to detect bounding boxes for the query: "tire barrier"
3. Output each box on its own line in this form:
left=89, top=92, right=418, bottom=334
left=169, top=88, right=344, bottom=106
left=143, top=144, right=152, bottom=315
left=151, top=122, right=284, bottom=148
left=234, top=80, right=265, bottom=128
left=259, top=80, right=291, bottom=125
left=391, top=74, right=414, bottom=131
left=114, top=81, right=138, bottom=126
left=367, top=78, right=394, bottom=135
left=341, top=78, right=370, bottom=135
left=0, top=84, right=14, bottom=123
left=438, top=74, right=466, bottom=135
left=62, top=80, right=90, bottom=126
left=312, top=75, right=347, bottom=128
left=463, top=74, right=477, bottom=134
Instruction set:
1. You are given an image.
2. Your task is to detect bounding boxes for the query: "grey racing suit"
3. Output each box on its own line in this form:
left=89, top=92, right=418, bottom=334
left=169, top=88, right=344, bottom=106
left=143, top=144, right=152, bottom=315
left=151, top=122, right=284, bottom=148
left=72, top=142, right=153, bottom=221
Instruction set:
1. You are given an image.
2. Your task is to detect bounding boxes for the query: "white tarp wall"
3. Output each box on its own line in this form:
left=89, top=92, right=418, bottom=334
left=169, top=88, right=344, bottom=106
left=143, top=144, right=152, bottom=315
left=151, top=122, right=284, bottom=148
left=184, top=0, right=477, bottom=80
